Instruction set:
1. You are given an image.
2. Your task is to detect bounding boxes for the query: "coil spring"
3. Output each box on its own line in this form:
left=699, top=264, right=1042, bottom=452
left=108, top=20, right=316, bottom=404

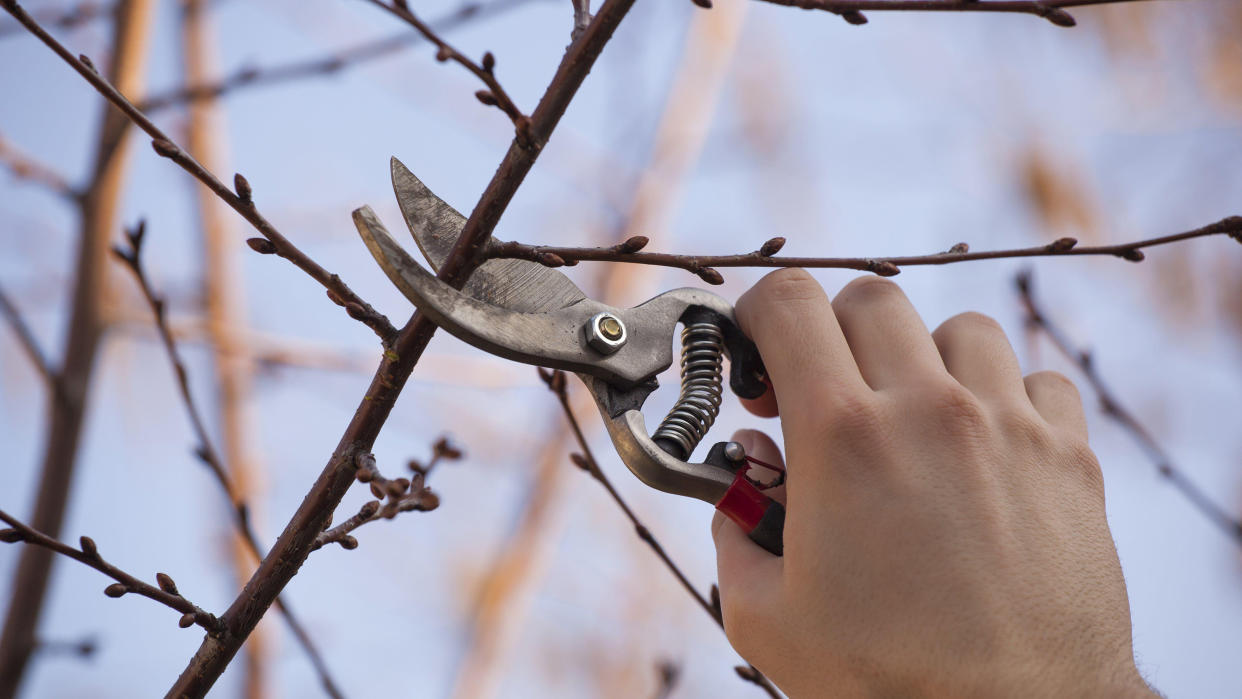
left=653, top=321, right=725, bottom=458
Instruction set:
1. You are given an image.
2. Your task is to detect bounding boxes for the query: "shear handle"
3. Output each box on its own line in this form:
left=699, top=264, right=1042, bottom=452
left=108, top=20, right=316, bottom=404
left=587, top=376, right=784, bottom=556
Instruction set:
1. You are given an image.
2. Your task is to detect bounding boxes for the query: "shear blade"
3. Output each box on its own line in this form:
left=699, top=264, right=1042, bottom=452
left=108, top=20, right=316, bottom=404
left=389, top=157, right=586, bottom=314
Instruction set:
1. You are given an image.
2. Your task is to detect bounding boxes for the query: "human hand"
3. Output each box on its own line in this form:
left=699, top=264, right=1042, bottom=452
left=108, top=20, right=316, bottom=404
left=712, top=270, right=1153, bottom=697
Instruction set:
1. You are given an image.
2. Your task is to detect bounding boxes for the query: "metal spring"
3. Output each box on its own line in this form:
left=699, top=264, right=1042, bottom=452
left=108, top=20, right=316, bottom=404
left=653, top=321, right=725, bottom=458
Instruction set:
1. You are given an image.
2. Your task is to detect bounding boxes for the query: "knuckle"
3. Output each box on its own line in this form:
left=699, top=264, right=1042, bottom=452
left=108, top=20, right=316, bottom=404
left=922, top=380, right=989, bottom=433
left=936, top=311, right=1004, bottom=340
left=1027, top=370, right=1082, bottom=401
left=834, top=274, right=903, bottom=307
left=820, top=390, right=888, bottom=440
left=756, top=268, right=822, bottom=304
left=738, top=268, right=824, bottom=333
left=1064, top=439, right=1105, bottom=496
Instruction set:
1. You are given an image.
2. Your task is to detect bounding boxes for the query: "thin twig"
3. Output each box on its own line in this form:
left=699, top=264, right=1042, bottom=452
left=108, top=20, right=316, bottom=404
left=360, top=0, right=532, bottom=144
left=139, top=0, right=535, bottom=113
left=311, top=440, right=460, bottom=551
left=110, top=224, right=346, bottom=699
left=570, top=0, right=591, bottom=39
left=0, top=283, right=61, bottom=396
left=1016, top=270, right=1242, bottom=547
left=0, top=132, right=79, bottom=201
left=746, top=0, right=1160, bottom=29
left=539, top=369, right=782, bottom=697
left=0, top=0, right=111, bottom=38
left=1, top=0, right=397, bottom=344
left=490, top=216, right=1242, bottom=284
left=0, top=509, right=223, bottom=634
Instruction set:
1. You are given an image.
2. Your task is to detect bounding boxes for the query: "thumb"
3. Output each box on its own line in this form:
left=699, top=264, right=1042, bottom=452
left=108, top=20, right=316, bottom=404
left=712, top=429, right=784, bottom=637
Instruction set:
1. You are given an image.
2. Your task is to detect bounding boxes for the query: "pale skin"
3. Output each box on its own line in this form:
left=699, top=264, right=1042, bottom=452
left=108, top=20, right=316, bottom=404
left=712, top=269, right=1157, bottom=697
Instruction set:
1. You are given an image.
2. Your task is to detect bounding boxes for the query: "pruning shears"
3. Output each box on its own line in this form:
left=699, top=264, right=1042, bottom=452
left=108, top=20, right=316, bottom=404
left=352, top=158, right=786, bottom=555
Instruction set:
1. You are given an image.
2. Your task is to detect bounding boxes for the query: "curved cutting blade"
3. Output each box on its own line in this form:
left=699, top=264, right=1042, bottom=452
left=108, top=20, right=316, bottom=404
left=390, top=157, right=585, bottom=313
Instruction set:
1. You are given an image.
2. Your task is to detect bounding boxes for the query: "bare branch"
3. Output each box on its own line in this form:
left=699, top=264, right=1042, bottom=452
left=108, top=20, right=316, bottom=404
left=539, top=369, right=782, bottom=697
left=163, top=0, right=645, bottom=690
left=311, top=440, right=460, bottom=551
left=0, top=509, right=223, bottom=634
left=489, top=216, right=1242, bottom=284
left=0, top=0, right=111, bottom=39
left=110, top=223, right=345, bottom=698
left=745, top=0, right=1161, bottom=29
left=1, top=0, right=398, bottom=344
left=0, top=283, right=61, bottom=395
left=0, top=132, right=79, bottom=201
left=360, top=0, right=532, bottom=144
left=1016, top=270, right=1242, bottom=547
left=139, top=0, right=534, bottom=113
left=570, top=0, right=591, bottom=40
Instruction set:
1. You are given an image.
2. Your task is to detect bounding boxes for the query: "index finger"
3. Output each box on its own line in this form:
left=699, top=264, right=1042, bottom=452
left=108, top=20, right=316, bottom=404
left=735, top=270, right=870, bottom=434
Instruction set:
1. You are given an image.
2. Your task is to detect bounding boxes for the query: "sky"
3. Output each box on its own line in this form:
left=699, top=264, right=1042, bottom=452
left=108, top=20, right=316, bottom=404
left=1, top=0, right=1240, bottom=696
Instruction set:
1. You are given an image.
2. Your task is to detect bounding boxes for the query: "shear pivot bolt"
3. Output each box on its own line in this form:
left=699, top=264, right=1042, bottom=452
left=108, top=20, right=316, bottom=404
left=723, top=441, right=746, bottom=464
left=586, top=312, right=627, bottom=354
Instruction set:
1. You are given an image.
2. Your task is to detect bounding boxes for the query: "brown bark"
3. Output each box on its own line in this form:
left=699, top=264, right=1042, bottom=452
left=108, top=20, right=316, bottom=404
left=0, top=1, right=156, bottom=696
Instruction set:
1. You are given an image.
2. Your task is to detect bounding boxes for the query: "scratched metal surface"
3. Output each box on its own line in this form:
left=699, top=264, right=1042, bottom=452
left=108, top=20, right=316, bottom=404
left=390, top=157, right=586, bottom=314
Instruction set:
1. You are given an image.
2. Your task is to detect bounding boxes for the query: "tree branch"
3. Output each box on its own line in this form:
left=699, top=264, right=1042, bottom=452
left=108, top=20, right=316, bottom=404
left=744, top=0, right=1161, bottom=29
left=138, top=0, right=534, bottom=113
left=0, top=0, right=111, bottom=39
left=0, top=282, right=61, bottom=396
left=163, top=0, right=643, bottom=692
left=0, top=132, right=79, bottom=201
left=0, top=510, right=223, bottom=634
left=311, top=439, right=460, bottom=551
left=539, top=369, right=781, bottom=698
left=1016, top=270, right=1242, bottom=547
left=360, top=0, right=532, bottom=143
left=110, top=224, right=345, bottom=698
left=1, top=0, right=398, bottom=344
left=488, top=216, right=1242, bottom=284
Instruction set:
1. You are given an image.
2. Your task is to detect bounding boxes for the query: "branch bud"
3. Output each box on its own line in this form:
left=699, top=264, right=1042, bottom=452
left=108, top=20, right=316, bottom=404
left=1117, top=248, right=1145, bottom=262
left=696, top=267, right=724, bottom=285
left=103, top=583, right=127, bottom=598
left=394, top=0, right=409, bottom=9
left=691, top=0, right=712, bottom=8
left=359, top=501, right=381, bottom=519
left=536, top=252, right=566, bottom=267
left=840, top=10, right=868, bottom=25
left=156, top=573, right=179, bottom=595
left=369, top=482, right=386, bottom=500
left=475, top=90, right=499, bottom=107
left=434, top=436, right=463, bottom=460
left=345, top=302, right=370, bottom=321
left=79, top=536, right=98, bottom=558
left=326, top=289, right=346, bottom=307
left=151, top=139, right=179, bottom=159
left=1043, top=8, right=1076, bottom=27
left=339, top=536, right=359, bottom=550
left=246, top=238, right=277, bottom=255
left=617, top=235, right=649, bottom=254
left=1047, top=237, right=1077, bottom=252
left=948, top=242, right=969, bottom=254
left=759, top=237, right=786, bottom=257
left=234, top=173, right=253, bottom=205
left=867, top=260, right=901, bottom=277
left=0, top=529, right=22, bottom=544
left=179, top=613, right=196, bottom=628
left=482, top=52, right=496, bottom=72
left=78, top=54, right=96, bottom=72
left=415, top=490, right=440, bottom=511
left=570, top=453, right=591, bottom=471
left=435, top=46, right=452, bottom=62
